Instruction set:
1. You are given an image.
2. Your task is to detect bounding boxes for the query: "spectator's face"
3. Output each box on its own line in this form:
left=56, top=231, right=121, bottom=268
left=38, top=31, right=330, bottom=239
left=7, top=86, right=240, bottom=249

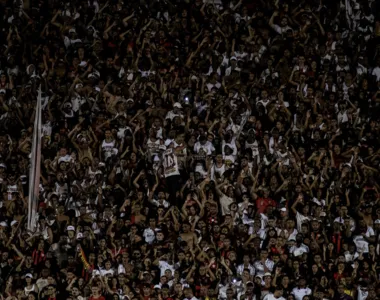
left=105, top=261, right=112, bottom=269
left=71, top=287, right=80, bottom=296
left=182, top=224, right=190, bottom=233
left=156, top=232, right=164, bottom=241
left=311, top=221, right=320, bottom=231
left=227, top=187, right=234, bottom=197
left=91, top=286, right=100, bottom=295
left=337, top=285, right=345, bottom=295
left=184, top=288, right=193, bottom=298
left=223, top=238, right=231, bottom=248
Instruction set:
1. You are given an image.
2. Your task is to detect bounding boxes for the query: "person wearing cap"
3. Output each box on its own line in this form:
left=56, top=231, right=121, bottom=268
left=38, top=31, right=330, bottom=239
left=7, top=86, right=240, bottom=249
left=24, top=273, right=39, bottom=296
left=66, top=225, right=77, bottom=242
left=165, top=102, right=184, bottom=121
left=225, top=56, right=239, bottom=76
left=261, top=272, right=273, bottom=297
left=374, top=219, right=380, bottom=235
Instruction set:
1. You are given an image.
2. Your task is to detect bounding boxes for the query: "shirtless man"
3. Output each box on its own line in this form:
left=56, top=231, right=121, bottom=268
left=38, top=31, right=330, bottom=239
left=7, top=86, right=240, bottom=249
left=180, top=223, right=197, bottom=250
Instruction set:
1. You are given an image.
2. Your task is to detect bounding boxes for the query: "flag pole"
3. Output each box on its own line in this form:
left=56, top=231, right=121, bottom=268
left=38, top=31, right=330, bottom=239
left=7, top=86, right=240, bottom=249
left=27, top=85, right=42, bottom=232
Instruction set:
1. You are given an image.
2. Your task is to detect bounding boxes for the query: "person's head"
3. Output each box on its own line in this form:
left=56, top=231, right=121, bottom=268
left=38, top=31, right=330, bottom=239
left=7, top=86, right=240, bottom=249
left=246, top=282, right=254, bottom=293
left=184, top=287, right=194, bottom=298
left=92, top=284, right=103, bottom=295
left=296, top=233, right=303, bottom=244
left=260, top=249, right=268, bottom=259
left=182, top=223, right=191, bottom=233
left=71, top=286, right=81, bottom=297
left=298, top=277, right=306, bottom=287
left=48, top=285, right=56, bottom=296
left=274, top=286, right=283, bottom=298
left=25, top=273, right=33, bottom=283
left=264, top=273, right=272, bottom=284
left=337, top=284, right=345, bottom=295
left=311, top=219, right=320, bottom=231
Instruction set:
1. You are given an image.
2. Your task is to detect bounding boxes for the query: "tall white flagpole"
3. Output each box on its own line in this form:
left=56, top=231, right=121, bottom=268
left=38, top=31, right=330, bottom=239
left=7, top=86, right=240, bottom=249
left=27, top=85, right=42, bottom=231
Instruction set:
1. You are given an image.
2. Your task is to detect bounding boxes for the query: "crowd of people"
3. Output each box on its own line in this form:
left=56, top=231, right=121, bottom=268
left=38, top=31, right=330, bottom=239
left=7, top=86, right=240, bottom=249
left=0, top=0, right=380, bottom=299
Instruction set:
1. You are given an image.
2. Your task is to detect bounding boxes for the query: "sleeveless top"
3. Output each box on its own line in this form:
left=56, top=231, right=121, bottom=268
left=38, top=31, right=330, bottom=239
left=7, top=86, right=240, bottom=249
left=101, top=139, right=116, bottom=159
left=24, top=284, right=36, bottom=296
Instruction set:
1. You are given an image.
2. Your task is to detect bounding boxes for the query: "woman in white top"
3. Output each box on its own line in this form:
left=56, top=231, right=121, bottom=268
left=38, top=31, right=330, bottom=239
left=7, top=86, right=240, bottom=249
left=24, top=274, right=39, bottom=297
left=100, top=129, right=118, bottom=161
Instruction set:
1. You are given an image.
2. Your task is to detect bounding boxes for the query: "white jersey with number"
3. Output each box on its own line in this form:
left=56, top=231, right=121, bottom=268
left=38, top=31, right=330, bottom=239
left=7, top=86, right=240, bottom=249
left=163, top=149, right=180, bottom=178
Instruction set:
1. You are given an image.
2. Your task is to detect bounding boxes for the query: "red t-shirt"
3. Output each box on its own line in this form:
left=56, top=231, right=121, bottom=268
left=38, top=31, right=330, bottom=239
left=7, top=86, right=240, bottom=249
left=89, top=296, right=106, bottom=300
left=256, top=197, right=276, bottom=214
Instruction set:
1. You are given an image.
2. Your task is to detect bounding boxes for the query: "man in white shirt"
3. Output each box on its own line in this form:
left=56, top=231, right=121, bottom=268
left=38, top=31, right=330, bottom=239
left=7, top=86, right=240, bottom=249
left=194, top=135, right=215, bottom=156
left=253, top=249, right=274, bottom=276
left=264, top=286, right=286, bottom=300
left=291, top=277, right=312, bottom=300
left=183, top=287, right=198, bottom=300
left=289, top=233, right=309, bottom=257
left=154, top=253, right=175, bottom=277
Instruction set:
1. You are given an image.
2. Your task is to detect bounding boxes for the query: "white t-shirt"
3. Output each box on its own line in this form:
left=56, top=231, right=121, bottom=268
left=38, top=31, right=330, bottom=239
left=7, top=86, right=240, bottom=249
left=264, top=294, right=286, bottom=300
left=254, top=259, right=274, bottom=276
left=271, top=24, right=292, bottom=35
left=291, top=287, right=312, bottom=300
left=42, top=121, right=52, bottom=138
left=165, top=110, right=183, bottom=121
left=58, top=154, right=73, bottom=164
left=372, top=67, right=380, bottom=82
left=143, top=228, right=156, bottom=244
left=163, top=148, right=180, bottom=178
left=289, top=244, right=309, bottom=257
left=353, top=227, right=375, bottom=253
left=194, top=141, right=215, bottom=155
left=296, top=211, right=310, bottom=232
left=151, top=199, right=170, bottom=208
left=219, top=194, right=234, bottom=216
left=158, top=260, right=175, bottom=277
